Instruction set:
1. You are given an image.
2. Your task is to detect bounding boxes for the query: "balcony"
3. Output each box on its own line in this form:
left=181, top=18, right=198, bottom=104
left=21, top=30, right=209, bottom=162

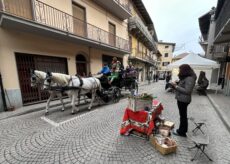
left=215, top=0, right=230, bottom=43
left=128, top=16, right=155, bottom=51
left=0, top=0, right=130, bottom=54
left=213, top=44, right=229, bottom=60
left=93, top=0, right=131, bottom=20
left=129, top=48, right=156, bottom=66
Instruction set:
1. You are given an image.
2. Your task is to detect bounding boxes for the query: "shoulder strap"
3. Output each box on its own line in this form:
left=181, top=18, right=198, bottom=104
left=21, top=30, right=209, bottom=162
left=76, top=74, right=83, bottom=87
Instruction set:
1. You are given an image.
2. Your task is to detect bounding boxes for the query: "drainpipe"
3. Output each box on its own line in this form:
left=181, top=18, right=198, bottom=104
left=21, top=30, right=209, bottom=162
left=88, top=47, right=91, bottom=74
left=0, top=73, right=7, bottom=111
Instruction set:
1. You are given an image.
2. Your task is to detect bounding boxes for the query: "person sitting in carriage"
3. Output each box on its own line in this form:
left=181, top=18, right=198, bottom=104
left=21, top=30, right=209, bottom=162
left=108, top=57, right=121, bottom=85
left=97, top=63, right=111, bottom=77
left=123, top=61, right=137, bottom=78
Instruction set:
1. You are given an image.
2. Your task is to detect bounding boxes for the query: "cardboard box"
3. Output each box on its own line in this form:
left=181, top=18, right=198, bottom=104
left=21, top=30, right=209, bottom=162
left=150, top=135, right=177, bottom=155
left=163, top=121, right=175, bottom=129
left=128, top=97, right=152, bottom=112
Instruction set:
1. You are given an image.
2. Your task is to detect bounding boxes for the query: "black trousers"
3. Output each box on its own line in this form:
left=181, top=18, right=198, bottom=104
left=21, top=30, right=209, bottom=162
left=177, top=101, right=189, bottom=135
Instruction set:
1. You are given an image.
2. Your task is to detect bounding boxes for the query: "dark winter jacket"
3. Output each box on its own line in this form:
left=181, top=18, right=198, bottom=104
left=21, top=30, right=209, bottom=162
left=175, top=74, right=197, bottom=103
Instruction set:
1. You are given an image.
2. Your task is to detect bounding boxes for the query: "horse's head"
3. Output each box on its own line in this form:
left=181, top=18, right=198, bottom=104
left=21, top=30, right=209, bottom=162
left=30, top=69, right=44, bottom=87
left=43, top=71, right=54, bottom=90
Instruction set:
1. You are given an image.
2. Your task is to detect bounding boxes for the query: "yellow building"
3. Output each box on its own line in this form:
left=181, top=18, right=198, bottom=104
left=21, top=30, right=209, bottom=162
left=128, top=0, right=158, bottom=81
left=0, top=0, right=131, bottom=109
left=157, top=41, right=176, bottom=71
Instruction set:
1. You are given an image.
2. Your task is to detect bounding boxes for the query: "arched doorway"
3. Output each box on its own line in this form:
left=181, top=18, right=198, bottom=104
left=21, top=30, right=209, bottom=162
left=76, top=54, right=87, bottom=76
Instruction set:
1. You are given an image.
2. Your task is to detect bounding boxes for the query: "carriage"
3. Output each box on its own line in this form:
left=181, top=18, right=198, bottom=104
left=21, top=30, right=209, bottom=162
left=98, top=70, right=138, bottom=103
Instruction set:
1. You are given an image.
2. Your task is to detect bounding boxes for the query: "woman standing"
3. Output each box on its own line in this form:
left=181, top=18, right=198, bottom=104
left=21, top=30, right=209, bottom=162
left=171, top=64, right=197, bottom=137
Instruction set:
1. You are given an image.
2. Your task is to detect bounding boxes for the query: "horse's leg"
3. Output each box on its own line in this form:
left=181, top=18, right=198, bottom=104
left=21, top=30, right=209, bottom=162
left=45, top=93, right=54, bottom=115
left=88, top=91, right=95, bottom=110
left=71, top=93, right=80, bottom=114
left=71, top=94, right=76, bottom=114
left=57, top=93, right=65, bottom=112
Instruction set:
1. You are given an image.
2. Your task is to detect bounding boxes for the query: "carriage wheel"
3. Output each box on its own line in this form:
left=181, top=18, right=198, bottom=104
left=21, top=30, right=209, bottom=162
left=112, top=87, right=121, bottom=103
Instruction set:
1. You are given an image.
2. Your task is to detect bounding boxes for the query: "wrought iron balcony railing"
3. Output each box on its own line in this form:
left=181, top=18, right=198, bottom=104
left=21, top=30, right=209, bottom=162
left=130, top=48, right=145, bottom=59
left=128, top=16, right=155, bottom=50
left=0, top=0, right=130, bottom=52
left=215, top=0, right=230, bottom=38
left=114, top=0, right=131, bottom=13
left=130, top=48, right=156, bottom=65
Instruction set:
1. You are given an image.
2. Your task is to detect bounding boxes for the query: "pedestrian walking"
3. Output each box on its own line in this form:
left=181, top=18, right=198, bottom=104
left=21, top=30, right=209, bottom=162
left=171, top=64, right=197, bottom=137
left=155, top=73, right=159, bottom=82
left=165, top=72, right=171, bottom=90
left=153, top=73, right=156, bottom=82
left=166, top=72, right=171, bottom=83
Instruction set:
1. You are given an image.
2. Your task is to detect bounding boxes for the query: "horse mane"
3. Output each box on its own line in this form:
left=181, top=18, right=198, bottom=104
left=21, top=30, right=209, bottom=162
left=51, top=73, right=71, bottom=86
left=34, top=70, right=46, bottom=79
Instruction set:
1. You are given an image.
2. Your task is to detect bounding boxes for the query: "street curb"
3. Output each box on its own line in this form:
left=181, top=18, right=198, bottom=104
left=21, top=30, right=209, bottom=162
left=207, top=94, right=230, bottom=133
left=0, top=101, right=71, bottom=121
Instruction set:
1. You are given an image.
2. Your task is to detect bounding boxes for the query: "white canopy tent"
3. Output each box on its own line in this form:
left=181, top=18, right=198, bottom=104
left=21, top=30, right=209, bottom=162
left=167, top=53, right=220, bottom=88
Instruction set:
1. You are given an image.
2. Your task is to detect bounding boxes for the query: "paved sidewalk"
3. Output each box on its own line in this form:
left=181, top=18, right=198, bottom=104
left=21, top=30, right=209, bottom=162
left=207, top=91, right=230, bottom=133
left=0, top=81, right=229, bottom=163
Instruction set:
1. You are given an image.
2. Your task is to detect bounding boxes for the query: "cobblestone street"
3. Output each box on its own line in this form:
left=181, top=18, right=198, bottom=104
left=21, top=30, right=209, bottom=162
left=0, top=81, right=229, bottom=164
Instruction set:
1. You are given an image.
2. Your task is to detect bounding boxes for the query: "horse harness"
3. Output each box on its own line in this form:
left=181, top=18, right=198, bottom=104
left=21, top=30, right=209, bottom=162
left=46, top=75, right=83, bottom=93
left=73, top=75, right=83, bottom=100
left=31, top=73, right=43, bottom=85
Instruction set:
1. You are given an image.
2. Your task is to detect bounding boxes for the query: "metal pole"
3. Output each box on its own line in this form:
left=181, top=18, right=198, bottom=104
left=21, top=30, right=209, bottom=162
left=0, top=73, right=7, bottom=111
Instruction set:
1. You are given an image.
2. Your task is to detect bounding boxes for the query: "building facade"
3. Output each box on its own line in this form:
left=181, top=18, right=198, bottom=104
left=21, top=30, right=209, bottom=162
left=128, top=0, right=158, bottom=81
left=0, top=0, right=132, bottom=110
left=157, top=41, right=176, bottom=71
left=198, top=0, right=230, bottom=96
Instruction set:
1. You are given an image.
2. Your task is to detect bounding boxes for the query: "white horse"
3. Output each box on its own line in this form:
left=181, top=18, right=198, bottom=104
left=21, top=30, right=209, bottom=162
left=43, top=72, right=101, bottom=114
left=30, top=69, right=66, bottom=114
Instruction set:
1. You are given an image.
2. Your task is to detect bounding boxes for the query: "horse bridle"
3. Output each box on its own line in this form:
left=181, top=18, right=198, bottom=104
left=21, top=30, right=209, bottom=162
left=44, top=74, right=53, bottom=89
left=31, top=73, right=43, bottom=85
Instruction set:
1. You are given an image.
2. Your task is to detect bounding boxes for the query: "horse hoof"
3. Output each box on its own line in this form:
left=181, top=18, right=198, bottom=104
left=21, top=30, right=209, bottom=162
left=45, top=112, right=49, bottom=115
left=71, top=112, right=75, bottom=115
left=61, top=109, right=64, bottom=112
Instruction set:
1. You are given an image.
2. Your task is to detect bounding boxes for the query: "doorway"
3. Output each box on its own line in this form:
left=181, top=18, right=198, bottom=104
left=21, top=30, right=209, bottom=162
left=76, top=54, right=87, bottom=77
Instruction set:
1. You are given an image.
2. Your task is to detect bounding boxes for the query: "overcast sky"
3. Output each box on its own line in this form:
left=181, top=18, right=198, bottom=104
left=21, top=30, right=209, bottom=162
left=142, top=0, right=217, bottom=55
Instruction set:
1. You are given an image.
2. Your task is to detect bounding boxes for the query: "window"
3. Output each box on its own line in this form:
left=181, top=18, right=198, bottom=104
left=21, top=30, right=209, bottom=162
left=109, top=22, right=116, bottom=46
left=162, top=62, right=170, bottom=66
left=72, top=3, right=86, bottom=37
left=164, top=53, right=168, bottom=57
left=165, top=45, right=169, bottom=48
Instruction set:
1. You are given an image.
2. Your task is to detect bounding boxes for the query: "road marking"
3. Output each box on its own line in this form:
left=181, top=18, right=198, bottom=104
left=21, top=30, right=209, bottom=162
left=41, top=116, right=59, bottom=127
left=41, top=98, right=128, bottom=127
